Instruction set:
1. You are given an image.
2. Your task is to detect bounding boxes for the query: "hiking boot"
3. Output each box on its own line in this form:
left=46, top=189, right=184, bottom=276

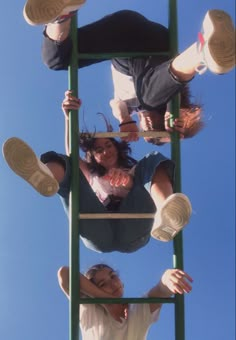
left=23, top=0, right=86, bottom=25
left=196, top=9, right=235, bottom=74
left=151, top=193, right=192, bottom=242
left=2, top=137, right=59, bottom=196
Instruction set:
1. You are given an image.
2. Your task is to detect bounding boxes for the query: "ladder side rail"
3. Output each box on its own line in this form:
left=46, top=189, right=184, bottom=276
left=169, top=1, right=185, bottom=340
left=68, top=15, right=80, bottom=340
left=68, top=4, right=187, bottom=339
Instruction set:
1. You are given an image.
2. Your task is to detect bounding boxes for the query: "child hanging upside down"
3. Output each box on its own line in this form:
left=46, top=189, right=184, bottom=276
left=23, top=1, right=235, bottom=144
left=3, top=90, right=192, bottom=253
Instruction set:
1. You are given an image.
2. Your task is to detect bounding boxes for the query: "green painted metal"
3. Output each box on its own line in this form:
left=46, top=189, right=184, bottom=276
left=80, top=296, right=175, bottom=304
left=68, top=1, right=185, bottom=339
left=68, top=15, right=80, bottom=340
left=74, top=51, right=170, bottom=59
left=169, top=1, right=185, bottom=340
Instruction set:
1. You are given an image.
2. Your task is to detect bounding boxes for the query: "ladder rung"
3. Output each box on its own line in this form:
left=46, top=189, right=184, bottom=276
left=79, top=213, right=155, bottom=219
left=80, top=131, right=170, bottom=140
left=81, top=296, right=175, bottom=304
left=77, top=52, right=170, bottom=59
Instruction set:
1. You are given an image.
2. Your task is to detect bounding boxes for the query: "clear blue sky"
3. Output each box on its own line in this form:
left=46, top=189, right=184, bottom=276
left=0, top=1, right=235, bottom=339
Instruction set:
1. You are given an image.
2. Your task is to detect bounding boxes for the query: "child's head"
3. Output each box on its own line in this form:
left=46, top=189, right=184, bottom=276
left=137, top=109, right=166, bottom=145
left=80, top=136, right=137, bottom=176
left=85, top=264, right=124, bottom=297
left=138, top=84, right=204, bottom=145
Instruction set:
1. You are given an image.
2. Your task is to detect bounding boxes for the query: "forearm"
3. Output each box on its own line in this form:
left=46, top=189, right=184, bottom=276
left=148, top=281, right=173, bottom=299
left=147, top=280, right=173, bottom=314
left=110, top=99, right=132, bottom=123
left=58, top=267, right=113, bottom=300
left=64, top=116, right=69, bottom=155
left=147, top=269, right=193, bottom=313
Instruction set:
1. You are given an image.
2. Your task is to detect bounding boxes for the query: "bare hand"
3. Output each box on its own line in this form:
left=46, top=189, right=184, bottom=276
left=161, top=269, right=193, bottom=294
left=165, top=108, right=202, bottom=138
left=110, top=99, right=139, bottom=142
left=62, top=90, right=81, bottom=118
left=103, top=168, right=133, bottom=189
left=120, top=123, right=139, bottom=142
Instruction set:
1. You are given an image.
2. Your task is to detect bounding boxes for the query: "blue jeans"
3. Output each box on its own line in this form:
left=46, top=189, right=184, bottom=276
left=40, top=151, right=175, bottom=253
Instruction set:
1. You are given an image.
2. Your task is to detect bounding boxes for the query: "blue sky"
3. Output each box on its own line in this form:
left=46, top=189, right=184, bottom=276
left=0, top=1, right=235, bottom=339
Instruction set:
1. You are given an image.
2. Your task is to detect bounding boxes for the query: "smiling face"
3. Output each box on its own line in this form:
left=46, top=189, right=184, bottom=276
left=92, top=267, right=124, bottom=298
left=92, top=138, right=119, bottom=170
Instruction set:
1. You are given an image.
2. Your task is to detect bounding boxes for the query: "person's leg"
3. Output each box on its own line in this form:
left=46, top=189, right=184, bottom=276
left=121, top=9, right=235, bottom=135
left=114, top=151, right=181, bottom=251
left=23, top=0, right=86, bottom=26
left=115, top=185, right=155, bottom=253
left=76, top=10, right=169, bottom=54
left=107, top=153, right=170, bottom=252
left=41, top=9, right=169, bottom=70
left=40, top=152, right=117, bottom=253
left=23, top=0, right=87, bottom=69
left=171, top=10, right=235, bottom=77
left=136, top=10, right=235, bottom=109
left=148, top=161, right=192, bottom=242
left=150, top=163, right=173, bottom=210
left=133, top=152, right=191, bottom=242
left=2, top=137, right=59, bottom=196
left=2, top=137, right=116, bottom=252
left=150, top=163, right=192, bottom=242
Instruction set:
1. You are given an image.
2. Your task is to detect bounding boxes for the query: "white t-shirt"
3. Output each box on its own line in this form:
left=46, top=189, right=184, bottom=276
left=111, top=64, right=170, bottom=115
left=80, top=301, right=161, bottom=340
left=111, top=64, right=140, bottom=111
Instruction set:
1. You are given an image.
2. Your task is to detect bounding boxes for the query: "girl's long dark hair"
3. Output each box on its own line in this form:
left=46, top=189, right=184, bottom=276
left=79, top=134, right=137, bottom=176
left=144, top=84, right=204, bottom=145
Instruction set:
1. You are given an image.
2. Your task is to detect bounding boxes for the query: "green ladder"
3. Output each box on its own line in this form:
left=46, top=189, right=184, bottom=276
left=67, top=1, right=185, bottom=339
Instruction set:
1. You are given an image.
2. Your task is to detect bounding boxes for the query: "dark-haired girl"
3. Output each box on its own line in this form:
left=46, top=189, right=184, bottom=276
left=3, top=91, right=192, bottom=253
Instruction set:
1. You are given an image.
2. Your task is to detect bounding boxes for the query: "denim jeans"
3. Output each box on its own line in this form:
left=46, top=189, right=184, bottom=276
left=40, top=151, right=175, bottom=253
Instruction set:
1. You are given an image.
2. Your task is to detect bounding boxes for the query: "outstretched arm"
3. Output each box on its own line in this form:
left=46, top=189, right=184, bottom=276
left=148, top=269, right=193, bottom=313
left=110, top=99, right=139, bottom=142
left=61, top=90, right=91, bottom=182
left=61, top=90, right=81, bottom=155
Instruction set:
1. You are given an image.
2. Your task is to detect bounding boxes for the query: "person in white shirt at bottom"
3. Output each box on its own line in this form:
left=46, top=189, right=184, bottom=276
left=58, top=264, right=193, bottom=340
